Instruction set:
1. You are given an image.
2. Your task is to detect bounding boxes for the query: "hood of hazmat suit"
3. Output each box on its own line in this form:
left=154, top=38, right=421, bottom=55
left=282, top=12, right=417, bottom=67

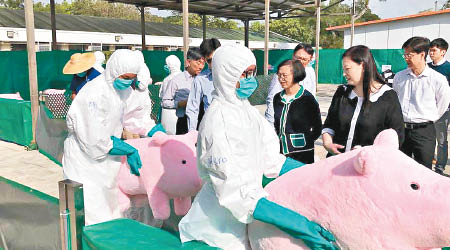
left=93, top=51, right=106, bottom=73
left=63, top=49, right=141, bottom=225
left=159, top=55, right=182, bottom=98
left=178, top=45, right=286, bottom=250
left=123, top=51, right=156, bottom=136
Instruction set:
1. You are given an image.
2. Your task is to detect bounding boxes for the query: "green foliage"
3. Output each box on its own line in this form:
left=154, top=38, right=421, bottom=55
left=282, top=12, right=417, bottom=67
left=0, top=0, right=23, bottom=9
left=163, top=11, right=239, bottom=29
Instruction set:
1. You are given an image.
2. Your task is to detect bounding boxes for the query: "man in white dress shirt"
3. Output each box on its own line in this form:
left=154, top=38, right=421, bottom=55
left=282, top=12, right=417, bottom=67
left=265, top=43, right=316, bottom=125
left=393, top=36, right=450, bottom=168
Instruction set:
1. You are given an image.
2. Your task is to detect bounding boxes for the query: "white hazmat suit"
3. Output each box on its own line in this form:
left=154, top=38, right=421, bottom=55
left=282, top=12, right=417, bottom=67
left=160, top=55, right=182, bottom=135
left=63, top=49, right=142, bottom=225
left=123, top=51, right=156, bottom=137
left=178, top=45, right=286, bottom=250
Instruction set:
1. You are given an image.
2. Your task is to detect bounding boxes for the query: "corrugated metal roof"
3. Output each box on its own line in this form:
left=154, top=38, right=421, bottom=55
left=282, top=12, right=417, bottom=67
left=106, top=0, right=324, bottom=20
left=0, top=8, right=298, bottom=43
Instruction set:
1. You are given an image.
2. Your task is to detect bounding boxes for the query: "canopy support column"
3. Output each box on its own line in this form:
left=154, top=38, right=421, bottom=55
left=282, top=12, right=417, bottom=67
left=183, top=0, right=189, bottom=61
left=244, top=19, right=250, bottom=48
left=202, top=14, right=206, bottom=40
left=264, top=0, right=270, bottom=75
left=24, top=0, right=38, bottom=148
left=314, top=0, right=321, bottom=88
left=50, top=0, right=57, bottom=50
left=141, top=6, right=146, bottom=50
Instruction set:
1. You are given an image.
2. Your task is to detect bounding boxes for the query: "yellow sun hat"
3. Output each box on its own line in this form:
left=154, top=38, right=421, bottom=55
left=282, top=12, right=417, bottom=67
left=62, top=52, right=96, bottom=74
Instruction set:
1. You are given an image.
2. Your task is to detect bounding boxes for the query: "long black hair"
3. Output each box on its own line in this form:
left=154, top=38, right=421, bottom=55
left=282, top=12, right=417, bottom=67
left=342, top=45, right=386, bottom=107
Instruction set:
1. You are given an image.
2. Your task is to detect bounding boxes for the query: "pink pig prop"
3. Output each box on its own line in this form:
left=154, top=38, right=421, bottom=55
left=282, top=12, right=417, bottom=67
left=117, top=131, right=202, bottom=220
left=248, top=129, right=450, bottom=250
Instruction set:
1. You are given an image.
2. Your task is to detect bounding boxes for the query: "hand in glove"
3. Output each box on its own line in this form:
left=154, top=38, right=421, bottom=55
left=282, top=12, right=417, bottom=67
left=148, top=123, right=166, bottom=137
left=109, top=136, right=142, bottom=176
left=263, top=157, right=306, bottom=187
left=253, top=198, right=339, bottom=250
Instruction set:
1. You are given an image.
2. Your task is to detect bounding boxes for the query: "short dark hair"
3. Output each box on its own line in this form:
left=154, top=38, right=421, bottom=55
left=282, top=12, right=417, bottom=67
left=200, top=38, right=221, bottom=57
left=402, top=36, right=430, bottom=57
left=277, top=59, right=306, bottom=83
left=187, top=47, right=203, bottom=60
left=430, top=38, right=449, bottom=51
left=293, top=43, right=314, bottom=56
left=343, top=45, right=386, bottom=108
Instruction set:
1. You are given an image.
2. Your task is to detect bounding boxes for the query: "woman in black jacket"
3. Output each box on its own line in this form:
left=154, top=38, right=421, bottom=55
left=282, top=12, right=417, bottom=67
left=322, top=45, right=404, bottom=156
left=273, top=59, right=322, bottom=163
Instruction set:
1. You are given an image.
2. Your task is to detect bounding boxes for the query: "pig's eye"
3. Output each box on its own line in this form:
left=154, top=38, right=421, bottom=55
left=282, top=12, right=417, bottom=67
left=182, top=160, right=187, bottom=164
left=195, top=143, right=197, bottom=147
left=410, top=183, right=420, bottom=190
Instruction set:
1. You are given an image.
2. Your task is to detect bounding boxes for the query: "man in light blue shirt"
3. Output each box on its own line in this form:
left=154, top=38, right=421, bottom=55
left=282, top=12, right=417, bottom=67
left=186, top=38, right=221, bottom=131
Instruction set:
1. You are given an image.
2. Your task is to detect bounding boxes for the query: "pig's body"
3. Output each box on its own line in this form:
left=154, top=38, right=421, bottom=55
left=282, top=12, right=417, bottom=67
left=248, top=129, right=450, bottom=250
left=117, top=131, right=202, bottom=220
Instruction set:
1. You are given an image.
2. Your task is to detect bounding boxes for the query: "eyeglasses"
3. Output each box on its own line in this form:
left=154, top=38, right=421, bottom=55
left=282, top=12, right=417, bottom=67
left=293, top=55, right=311, bottom=62
left=402, top=53, right=418, bottom=59
left=277, top=73, right=291, bottom=79
left=205, top=57, right=212, bottom=64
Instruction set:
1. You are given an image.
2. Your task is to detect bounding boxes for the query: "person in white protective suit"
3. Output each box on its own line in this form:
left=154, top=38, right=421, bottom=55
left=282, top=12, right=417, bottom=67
left=159, top=55, right=182, bottom=134
left=178, top=45, right=338, bottom=250
left=122, top=51, right=161, bottom=139
left=63, top=49, right=163, bottom=226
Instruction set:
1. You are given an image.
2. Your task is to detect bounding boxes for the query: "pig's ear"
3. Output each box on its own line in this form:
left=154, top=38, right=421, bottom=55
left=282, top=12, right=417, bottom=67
left=373, top=129, right=399, bottom=149
left=354, top=149, right=375, bottom=176
left=151, top=131, right=169, bottom=146
left=186, top=130, right=199, bottom=143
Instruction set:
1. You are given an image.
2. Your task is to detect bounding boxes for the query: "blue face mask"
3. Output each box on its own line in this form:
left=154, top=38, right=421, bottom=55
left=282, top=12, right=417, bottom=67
left=236, top=77, right=258, bottom=99
left=164, top=65, right=170, bottom=75
left=77, top=71, right=87, bottom=77
left=113, top=78, right=134, bottom=90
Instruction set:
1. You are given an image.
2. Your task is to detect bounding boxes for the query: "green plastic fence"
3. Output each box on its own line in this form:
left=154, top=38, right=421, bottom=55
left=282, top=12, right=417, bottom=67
left=0, top=49, right=408, bottom=102
left=0, top=98, right=32, bottom=146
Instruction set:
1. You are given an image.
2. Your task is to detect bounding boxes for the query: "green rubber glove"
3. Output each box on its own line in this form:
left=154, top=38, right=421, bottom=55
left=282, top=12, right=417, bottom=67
left=109, top=136, right=142, bottom=176
left=262, top=157, right=306, bottom=187
left=253, top=198, right=339, bottom=250
left=147, top=123, right=166, bottom=137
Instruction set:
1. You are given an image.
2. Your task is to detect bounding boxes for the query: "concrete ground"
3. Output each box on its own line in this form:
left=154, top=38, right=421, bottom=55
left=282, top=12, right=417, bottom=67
left=1, top=84, right=449, bottom=198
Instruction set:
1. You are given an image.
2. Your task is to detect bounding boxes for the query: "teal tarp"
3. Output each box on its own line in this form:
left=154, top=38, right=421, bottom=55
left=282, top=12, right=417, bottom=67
left=82, top=218, right=218, bottom=250
left=0, top=98, right=32, bottom=146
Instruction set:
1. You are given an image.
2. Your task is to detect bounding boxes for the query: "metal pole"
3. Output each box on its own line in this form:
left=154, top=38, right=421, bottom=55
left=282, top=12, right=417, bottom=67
left=24, top=0, right=38, bottom=149
left=140, top=6, right=146, bottom=51
left=314, top=0, right=321, bottom=88
left=350, top=0, right=355, bottom=46
left=182, top=0, right=189, bottom=62
left=264, top=0, right=270, bottom=75
left=59, top=180, right=84, bottom=250
left=50, top=0, right=57, bottom=51
left=202, top=14, right=207, bottom=40
left=244, top=19, right=250, bottom=48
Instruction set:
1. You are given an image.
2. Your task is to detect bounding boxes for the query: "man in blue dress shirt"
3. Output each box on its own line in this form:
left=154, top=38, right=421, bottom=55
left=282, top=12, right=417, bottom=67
left=186, top=38, right=221, bottom=131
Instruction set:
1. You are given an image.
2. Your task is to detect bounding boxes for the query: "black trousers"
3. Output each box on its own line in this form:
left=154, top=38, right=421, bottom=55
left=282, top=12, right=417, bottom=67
left=401, top=123, right=436, bottom=168
left=176, top=115, right=188, bottom=135
left=287, top=150, right=315, bottom=164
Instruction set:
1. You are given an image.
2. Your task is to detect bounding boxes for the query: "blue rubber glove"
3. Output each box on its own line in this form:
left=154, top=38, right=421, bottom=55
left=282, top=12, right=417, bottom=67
left=262, top=157, right=306, bottom=187
left=253, top=198, right=339, bottom=250
left=109, top=136, right=142, bottom=176
left=147, top=123, right=166, bottom=137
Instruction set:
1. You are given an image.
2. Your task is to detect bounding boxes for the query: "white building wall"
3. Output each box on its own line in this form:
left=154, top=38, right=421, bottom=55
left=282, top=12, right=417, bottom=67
left=343, top=13, right=450, bottom=54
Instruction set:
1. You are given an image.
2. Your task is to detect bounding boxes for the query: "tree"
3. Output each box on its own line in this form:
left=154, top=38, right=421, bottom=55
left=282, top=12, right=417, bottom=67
left=0, top=0, right=23, bottom=9
left=163, top=11, right=239, bottom=30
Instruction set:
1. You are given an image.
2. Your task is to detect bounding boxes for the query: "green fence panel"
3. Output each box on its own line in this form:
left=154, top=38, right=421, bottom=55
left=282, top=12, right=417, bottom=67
left=371, top=49, right=408, bottom=74
left=0, top=50, right=80, bottom=100
left=0, top=98, right=32, bottom=146
left=142, top=51, right=184, bottom=83
left=317, top=49, right=346, bottom=84
left=253, top=49, right=293, bottom=74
